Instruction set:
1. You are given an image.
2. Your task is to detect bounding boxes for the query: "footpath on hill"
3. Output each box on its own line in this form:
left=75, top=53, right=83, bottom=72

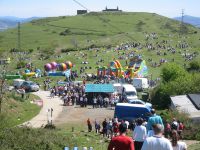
left=21, top=90, right=114, bottom=128
left=21, top=91, right=64, bottom=128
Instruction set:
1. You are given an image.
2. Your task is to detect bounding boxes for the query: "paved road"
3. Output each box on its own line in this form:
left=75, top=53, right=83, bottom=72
left=21, top=91, right=64, bottom=128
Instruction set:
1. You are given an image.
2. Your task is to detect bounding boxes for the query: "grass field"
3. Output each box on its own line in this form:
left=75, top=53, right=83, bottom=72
left=1, top=92, right=41, bottom=127
left=0, top=12, right=200, bottom=82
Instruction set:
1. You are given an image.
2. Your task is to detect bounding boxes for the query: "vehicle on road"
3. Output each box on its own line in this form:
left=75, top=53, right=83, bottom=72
left=132, top=78, right=149, bottom=91
left=128, top=99, right=152, bottom=109
left=114, top=103, right=151, bottom=122
left=122, top=84, right=138, bottom=100
left=20, top=81, right=39, bottom=92
left=13, top=79, right=25, bottom=89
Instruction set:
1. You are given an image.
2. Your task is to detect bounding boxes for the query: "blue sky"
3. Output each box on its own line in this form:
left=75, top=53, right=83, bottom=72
left=0, top=0, right=199, bottom=18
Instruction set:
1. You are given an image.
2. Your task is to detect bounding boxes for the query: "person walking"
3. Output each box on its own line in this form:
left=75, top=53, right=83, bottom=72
left=141, top=124, right=173, bottom=150
left=171, top=130, right=187, bottom=150
left=133, top=118, right=147, bottom=150
left=147, top=109, right=164, bottom=134
left=108, top=123, right=135, bottom=150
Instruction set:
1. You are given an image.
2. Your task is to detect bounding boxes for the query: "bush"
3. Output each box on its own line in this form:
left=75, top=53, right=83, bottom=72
left=189, top=60, right=200, bottom=71
left=161, top=63, right=187, bottom=83
left=0, top=128, right=68, bottom=150
left=16, top=61, right=26, bottom=69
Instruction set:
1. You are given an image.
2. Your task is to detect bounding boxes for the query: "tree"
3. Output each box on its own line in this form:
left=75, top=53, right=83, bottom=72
left=188, top=60, right=200, bottom=71
left=0, top=66, right=7, bottom=113
left=161, top=63, right=187, bottom=83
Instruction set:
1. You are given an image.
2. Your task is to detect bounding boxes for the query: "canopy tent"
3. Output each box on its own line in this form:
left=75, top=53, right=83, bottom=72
left=85, top=84, right=114, bottom=93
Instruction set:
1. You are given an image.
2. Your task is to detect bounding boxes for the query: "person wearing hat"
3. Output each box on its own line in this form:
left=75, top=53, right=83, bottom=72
left=108, top=123, right=135, bottom=150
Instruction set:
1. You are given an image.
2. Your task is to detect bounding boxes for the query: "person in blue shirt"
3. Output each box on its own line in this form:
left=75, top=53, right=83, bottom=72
left=147, top=109, right=164, bottom=131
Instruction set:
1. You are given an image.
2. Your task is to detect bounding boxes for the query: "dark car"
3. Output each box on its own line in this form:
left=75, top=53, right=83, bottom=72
left=20, top=81, right=39, bottom=92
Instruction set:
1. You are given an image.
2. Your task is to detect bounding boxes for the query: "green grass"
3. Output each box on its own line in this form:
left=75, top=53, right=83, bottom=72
left=1, top=12, right=200, bottom=82
left=1, top=92, right=41, bottom=127
left=189, top=143, right=200, bottom=150
left=0, top=124, right=110, bottom=150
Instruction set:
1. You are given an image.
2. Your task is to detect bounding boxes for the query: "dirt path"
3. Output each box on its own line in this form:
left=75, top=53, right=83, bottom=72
left=55, top=106, right=114, bottom=125
left=22, top=90, right=114, bottom=128
left=22, top=91, right=64, bottom=128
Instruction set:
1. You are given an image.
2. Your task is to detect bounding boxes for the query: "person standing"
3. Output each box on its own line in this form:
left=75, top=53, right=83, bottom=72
left=87, top=118, right=92, bottom=132
left=133, top=118, right=147, bottom=150
left=171, top=130, right=187, bottom=150
left=93, top=96, right=97, bottom=108
left=141, top=124, right=173, bottom=150
left=108, top=123, right=135, bottom=150
left=171, top=118, right=179, bottom=131
left=95, top=119, right=101, bottom=134
left=102, top=118, right=108, bottom=138
left=147, top=109, right=164, bottom=132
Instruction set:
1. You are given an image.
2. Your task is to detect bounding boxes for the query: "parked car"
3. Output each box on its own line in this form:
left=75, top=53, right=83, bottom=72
left=128, top=99, right=152, bottom=109
left=13, top=79, right=25, bottom=89
left=20, top=81, right=39, bottom=92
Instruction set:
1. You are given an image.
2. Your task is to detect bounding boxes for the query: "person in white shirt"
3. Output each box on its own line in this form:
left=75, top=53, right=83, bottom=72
left=133, top=118, right=147, bottom=150
left=141, top=124, right=173, bottom=150
left=125, top=120, right=129, bottom=129
left=171, top=130, right=187, bottom=150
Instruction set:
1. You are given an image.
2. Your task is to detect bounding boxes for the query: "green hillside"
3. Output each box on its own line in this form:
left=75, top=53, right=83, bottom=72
left=0, top=12, right=200, bottom=79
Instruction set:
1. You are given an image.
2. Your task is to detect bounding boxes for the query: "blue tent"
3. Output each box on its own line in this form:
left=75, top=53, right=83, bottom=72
left=85, top=84, right=114, bottom=93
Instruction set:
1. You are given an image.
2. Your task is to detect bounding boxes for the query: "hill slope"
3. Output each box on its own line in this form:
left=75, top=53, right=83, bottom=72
left=0, top=12, right=199, bottom=51
left=0, top=12, right=200, bottom=79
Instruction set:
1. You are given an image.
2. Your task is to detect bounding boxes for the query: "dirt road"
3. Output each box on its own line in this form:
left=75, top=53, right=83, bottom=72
left=22, top=91, right=64, bottom=128
left=22, top=91, right=114, bottom=128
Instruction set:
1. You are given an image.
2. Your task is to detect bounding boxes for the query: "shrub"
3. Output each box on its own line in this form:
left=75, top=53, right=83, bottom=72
left=161, top=63, right=187, bottom=83
left=189, top=60, right=200, bottom=71
left=16, top=61, right=26, bottom=69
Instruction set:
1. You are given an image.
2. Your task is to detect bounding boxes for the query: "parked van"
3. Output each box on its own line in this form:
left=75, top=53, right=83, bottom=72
left=13, top=79, right=25, bottom=89
left=132, top=78, right=149, bottom=91
left=122, top=84, right=138, bottom=100
left=113, top=83, right=123, bottom=94
left=114, top=103, right=151, bottom=121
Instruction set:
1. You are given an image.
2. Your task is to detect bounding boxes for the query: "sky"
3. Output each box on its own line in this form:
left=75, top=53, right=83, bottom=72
left=0, top=0, right=200, bottom=18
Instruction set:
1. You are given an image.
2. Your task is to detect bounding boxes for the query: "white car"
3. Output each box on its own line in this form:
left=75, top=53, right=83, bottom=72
left=128, top=99, right=152, bottom=109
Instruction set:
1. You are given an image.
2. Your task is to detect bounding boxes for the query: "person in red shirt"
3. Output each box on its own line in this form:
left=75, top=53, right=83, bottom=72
left=108, top=122, right=135, bottom=150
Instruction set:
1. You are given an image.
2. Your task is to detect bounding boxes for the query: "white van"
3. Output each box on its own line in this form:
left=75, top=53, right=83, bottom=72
left=122, top=84, right=138, bottom=100
left=13, top=79, right=25, bottom=89
left=113, top=83, right=123, bottom=94
left=133, top=78, right=149, bottom=91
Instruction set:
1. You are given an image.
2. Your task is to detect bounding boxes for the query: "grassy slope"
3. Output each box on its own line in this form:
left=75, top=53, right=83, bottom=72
left=0, top=12, right=199, bottom=50
left=1, top=92, right=41, bottom=127
left=1, top=12, right=200, bottom=80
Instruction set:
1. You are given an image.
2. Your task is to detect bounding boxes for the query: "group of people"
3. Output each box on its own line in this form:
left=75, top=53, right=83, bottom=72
left=86, top=109, right=187, bottom=150
left=49, top=82, right=86, bottom=106
left=108, top=109, right=187, bottom=150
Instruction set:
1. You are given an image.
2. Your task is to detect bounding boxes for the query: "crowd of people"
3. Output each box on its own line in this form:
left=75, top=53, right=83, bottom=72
left=86, top=109, right=187, bottom=150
